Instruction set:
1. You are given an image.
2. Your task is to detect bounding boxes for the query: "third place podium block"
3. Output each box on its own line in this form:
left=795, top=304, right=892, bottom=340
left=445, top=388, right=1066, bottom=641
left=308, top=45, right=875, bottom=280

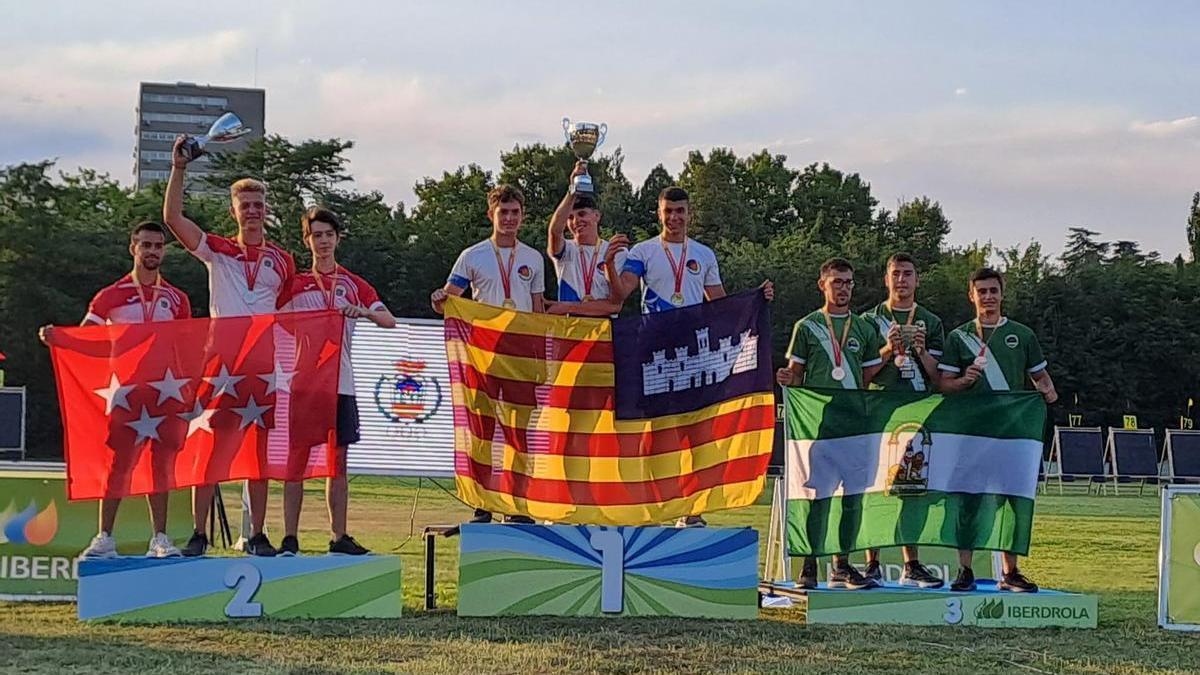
left=805, top=580, right=1098, bottom=628
left=77, top=554, right=402, bottom=622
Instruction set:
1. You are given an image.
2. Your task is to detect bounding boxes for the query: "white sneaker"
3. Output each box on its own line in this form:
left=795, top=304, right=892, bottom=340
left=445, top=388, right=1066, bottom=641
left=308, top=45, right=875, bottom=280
left=80, top=532, right=118, bottom=559
left=146, top=532, right=181, bottom=558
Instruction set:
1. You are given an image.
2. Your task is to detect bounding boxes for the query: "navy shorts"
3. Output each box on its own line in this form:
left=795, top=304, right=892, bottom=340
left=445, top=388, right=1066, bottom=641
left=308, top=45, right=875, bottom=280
left=337, top=394, right=361, bottom=447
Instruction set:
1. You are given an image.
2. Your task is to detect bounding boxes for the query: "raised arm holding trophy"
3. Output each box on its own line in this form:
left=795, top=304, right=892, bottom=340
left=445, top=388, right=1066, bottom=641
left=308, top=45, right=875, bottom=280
left=178, top=112, right=254, bottom=162
left=562, top=117, right=607, bottom=195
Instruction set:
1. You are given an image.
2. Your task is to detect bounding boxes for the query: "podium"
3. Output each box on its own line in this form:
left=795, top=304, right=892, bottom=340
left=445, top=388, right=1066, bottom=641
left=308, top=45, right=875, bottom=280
left=802, top=580, right=1097, bottom=628
left=457, top=523, right=758, bottom=619
left=78, top=554, right=401, bottom=622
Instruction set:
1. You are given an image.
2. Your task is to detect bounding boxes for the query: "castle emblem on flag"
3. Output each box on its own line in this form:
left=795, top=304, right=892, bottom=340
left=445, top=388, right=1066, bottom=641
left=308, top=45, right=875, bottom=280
left=641, top=327, right=758, bottom=396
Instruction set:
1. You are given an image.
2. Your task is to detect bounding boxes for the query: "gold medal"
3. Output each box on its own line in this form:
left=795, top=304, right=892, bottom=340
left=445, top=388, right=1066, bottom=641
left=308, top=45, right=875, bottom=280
left=582, top=295, right=593, bottom=302
left=661, top=237, right=689, bottom=309
left=491, top=240, right=518, bottom=311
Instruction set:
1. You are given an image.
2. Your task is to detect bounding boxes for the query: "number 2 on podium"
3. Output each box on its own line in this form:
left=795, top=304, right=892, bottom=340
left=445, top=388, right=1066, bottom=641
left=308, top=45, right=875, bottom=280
left=224, top=562, right=264, bottom=618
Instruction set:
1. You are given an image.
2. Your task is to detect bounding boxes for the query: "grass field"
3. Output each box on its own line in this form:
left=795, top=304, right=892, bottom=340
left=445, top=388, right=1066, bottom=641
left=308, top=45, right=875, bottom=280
left=2, top=478, right=1197, bottom=674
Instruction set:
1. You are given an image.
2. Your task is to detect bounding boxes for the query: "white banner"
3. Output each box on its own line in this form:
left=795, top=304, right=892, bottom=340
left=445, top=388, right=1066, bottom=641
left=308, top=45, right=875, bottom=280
left=348, top=318, right=454, bottom=477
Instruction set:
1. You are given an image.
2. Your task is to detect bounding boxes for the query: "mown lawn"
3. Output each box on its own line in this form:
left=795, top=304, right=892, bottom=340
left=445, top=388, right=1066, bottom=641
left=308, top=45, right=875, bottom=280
left=2, top=479, right=1197, bottom=674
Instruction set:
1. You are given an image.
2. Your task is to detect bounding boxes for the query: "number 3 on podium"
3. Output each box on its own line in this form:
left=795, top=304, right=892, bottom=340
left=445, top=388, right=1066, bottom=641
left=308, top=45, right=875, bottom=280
left=943, top=598, right=963, bottom=625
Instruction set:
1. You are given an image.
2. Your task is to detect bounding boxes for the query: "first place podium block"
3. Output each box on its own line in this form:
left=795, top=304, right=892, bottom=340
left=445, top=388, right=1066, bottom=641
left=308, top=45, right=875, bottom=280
left=78, top=554, right=401, bottom=622
left=457, top=523, right=758, bottom=619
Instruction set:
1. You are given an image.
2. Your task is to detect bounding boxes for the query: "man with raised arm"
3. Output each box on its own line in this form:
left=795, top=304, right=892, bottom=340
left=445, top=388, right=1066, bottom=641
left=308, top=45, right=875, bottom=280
left=163, top=135, right=296, bottom=557
left=545, top=161, right=624, bottom=317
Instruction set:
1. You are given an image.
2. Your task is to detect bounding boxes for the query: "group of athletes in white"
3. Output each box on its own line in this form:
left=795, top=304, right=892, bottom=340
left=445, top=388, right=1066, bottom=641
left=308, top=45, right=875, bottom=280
left=67, top=151, right=1058, bottom=593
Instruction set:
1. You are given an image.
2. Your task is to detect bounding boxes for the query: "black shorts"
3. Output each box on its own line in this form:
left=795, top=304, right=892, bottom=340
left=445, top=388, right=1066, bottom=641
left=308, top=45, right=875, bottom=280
left=337, top=394, right=361, bottom=447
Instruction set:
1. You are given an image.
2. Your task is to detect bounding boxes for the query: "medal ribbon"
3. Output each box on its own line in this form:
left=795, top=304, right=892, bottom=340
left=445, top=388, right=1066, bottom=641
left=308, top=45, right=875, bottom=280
left=578, top=241, right=600, bottom=299
left=822, top=311, right=853, bottom=369
left=132, top=271, right=163, bottom=323
left=312, top=265, right=340, bottom=310
left=238, top=236, right=266, bottom=292
left=491, top=241, right=517, bottom=304
left=660, top=237, right=688, bottom=299
left=975, top=319, right=1000, bottom=360
left=887, top=301, right=917, bottom=327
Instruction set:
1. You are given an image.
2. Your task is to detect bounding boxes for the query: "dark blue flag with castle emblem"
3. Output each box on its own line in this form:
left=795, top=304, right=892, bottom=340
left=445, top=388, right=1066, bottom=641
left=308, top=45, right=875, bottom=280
left=612, top=290, right=773, bottom=419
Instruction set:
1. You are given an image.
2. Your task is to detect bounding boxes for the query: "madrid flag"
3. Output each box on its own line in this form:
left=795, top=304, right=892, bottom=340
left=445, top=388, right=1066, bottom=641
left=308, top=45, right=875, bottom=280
left=46, top=311, right=343, bottom=500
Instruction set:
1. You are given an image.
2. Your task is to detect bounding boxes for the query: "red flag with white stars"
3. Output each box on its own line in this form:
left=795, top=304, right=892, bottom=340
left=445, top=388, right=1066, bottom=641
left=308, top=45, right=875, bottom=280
left=46, top=311, right=343, bottom=500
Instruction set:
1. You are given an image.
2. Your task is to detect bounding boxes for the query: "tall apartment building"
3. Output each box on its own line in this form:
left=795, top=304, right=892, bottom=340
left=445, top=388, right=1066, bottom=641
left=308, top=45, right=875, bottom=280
left=134, top=82, right=265, bottom=189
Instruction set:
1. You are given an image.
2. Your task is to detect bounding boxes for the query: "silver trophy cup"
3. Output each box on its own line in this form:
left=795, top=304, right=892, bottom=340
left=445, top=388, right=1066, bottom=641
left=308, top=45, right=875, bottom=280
left=562, top=118, right=607, bottom=195
left=180, top=112, right=253, bottom=162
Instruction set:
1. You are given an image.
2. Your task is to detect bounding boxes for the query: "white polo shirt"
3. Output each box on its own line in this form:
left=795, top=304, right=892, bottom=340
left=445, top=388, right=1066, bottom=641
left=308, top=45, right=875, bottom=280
left=551, top=239, right=625, bottom=302
left=189, top=233, right=294, bottom=318
left=621, top=237, right=721, bottom=313
left=448, top=239, right=545, bottom=311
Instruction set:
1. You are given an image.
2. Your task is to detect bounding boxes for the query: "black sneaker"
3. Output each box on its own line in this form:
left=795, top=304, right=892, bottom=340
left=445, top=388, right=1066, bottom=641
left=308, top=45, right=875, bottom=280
left=329, top=534, right=370, bottom=555
left=828, top=563, right=875, bottom=590
left=279, top=535, right=299, bottom=557
left=181, top=531, right=208, bottom=557
left=950, top=566, right=976, bottom=592
left=900, top=561, right=945, bottom=589
left=798, top=557, right=818, bottom=590
left=244, top=532, right=277, bottom=557
left=675, top=515, right=707, bottom=528
left=998, top=569, right=1039, bottom=593
left=504, top=515, right=535, bottom=524
left=470, top=509, right=493, bottom=524
left=863, top=560, right=883, bottom=584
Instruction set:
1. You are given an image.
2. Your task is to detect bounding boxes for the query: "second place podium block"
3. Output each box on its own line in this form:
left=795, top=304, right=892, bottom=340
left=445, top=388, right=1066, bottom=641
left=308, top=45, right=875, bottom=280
left=78, top=554, right=402, bottom=622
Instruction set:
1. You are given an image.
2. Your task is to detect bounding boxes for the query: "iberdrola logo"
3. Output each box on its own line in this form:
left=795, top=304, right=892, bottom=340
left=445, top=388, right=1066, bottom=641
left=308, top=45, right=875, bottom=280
left=975, top=598, right=1005, bottom=621
left=0, top=500, right=59, bottom=546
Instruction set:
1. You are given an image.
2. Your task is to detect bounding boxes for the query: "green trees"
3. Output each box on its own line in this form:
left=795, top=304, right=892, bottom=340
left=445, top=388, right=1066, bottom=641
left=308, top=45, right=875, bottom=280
left=2, top=137, right=1197, bottom=456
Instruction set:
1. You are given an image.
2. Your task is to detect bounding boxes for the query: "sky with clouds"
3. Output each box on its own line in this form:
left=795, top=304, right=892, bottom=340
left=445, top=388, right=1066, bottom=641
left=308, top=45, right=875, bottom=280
left=2, top=1, right=1198, bottom=257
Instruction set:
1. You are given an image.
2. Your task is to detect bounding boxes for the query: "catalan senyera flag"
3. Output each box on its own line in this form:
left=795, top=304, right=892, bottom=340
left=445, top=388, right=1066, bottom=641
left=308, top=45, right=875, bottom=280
left=47, top=311, right=343, bottom=500
left=785, top=387, right=1046, bottom=557
left=444, top=290, right=774, bottom=525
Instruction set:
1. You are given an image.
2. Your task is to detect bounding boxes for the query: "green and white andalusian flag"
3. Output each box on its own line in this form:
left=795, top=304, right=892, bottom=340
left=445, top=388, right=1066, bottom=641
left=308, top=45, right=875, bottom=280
left=785, top=387, right=1046, bottom=557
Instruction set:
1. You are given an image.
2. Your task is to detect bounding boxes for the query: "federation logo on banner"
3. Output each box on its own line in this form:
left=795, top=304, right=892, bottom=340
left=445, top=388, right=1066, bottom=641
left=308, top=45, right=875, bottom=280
left=373, top=358, right=443, bottom=425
